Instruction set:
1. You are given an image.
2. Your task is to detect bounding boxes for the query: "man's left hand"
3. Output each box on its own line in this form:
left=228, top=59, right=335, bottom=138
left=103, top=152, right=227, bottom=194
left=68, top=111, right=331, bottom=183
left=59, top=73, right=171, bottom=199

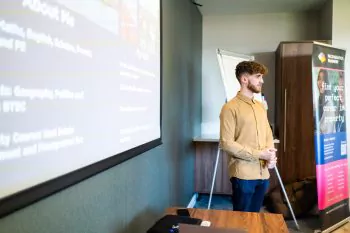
left=267, top=153, right=277, bottom=169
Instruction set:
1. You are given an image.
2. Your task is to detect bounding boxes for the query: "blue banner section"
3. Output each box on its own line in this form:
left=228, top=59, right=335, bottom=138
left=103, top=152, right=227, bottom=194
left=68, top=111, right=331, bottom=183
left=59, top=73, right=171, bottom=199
left=315, top=132, right=347, bottom=165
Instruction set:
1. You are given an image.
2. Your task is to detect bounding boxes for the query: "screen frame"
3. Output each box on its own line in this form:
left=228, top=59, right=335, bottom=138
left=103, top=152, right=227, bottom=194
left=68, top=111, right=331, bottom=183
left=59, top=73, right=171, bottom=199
left=0, top=0, right=163, bottom=218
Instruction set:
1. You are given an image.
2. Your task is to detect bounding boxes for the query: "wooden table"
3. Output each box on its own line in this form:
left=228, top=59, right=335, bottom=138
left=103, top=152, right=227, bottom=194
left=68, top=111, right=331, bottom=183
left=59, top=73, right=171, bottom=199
left=333, top=222, right=350, bottom=233
left=166, top=207, right=289, bottom=233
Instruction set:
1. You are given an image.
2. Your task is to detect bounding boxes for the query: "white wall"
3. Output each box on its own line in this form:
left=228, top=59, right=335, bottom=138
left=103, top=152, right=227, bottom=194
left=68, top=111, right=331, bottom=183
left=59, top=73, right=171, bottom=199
left=332, top=0, right=350, bottom=121
left=201, top=11, right=321, bottom=136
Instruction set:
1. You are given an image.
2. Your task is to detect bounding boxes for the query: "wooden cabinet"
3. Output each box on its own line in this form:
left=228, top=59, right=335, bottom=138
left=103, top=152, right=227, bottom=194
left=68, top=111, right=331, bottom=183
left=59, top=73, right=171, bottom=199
left=194, top=141, right=232, bottom=195
left=274, top=41, right=329, bottom=183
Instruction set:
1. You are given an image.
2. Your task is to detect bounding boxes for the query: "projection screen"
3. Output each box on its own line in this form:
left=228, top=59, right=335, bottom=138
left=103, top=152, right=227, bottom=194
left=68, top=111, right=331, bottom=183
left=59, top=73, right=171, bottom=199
left=0, top=0, right=162, bottom=216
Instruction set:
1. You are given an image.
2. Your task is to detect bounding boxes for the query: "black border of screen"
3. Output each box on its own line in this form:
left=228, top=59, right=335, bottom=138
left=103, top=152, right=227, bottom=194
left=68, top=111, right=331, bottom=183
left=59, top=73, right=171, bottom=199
left=0, top=0, right=163, bottom=218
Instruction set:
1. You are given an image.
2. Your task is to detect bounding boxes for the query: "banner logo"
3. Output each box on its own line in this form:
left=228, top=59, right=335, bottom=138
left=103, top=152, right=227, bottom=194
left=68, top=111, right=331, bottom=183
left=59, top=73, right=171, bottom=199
left=318, top=52, right=326, bottom=63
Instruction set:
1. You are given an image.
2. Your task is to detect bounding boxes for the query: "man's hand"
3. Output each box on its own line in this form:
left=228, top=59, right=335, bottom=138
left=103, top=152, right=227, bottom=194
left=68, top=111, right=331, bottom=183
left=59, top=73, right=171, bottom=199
left=259, top=148, right=277, bottom=161
left=267, top=154, right=277, bottom=169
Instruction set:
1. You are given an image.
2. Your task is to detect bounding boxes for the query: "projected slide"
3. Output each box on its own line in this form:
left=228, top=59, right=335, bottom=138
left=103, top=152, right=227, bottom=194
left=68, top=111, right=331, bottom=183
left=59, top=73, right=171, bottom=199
left=0, top=0, right=160, bottom=200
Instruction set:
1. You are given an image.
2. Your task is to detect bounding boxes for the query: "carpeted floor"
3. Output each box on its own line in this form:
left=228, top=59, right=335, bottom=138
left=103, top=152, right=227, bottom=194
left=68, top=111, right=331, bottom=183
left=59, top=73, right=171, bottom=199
left=194, top=194, right=321, bottom=233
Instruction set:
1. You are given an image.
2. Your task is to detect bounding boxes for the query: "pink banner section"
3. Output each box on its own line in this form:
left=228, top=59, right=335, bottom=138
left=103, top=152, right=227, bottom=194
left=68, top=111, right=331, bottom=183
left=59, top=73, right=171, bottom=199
left=316, top=159, right=349, bottom=210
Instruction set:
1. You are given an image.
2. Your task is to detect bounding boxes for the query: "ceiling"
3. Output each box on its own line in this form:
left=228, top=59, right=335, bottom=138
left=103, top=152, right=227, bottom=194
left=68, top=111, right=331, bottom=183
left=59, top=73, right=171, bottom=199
left=193, top=0, right=328, bottom=16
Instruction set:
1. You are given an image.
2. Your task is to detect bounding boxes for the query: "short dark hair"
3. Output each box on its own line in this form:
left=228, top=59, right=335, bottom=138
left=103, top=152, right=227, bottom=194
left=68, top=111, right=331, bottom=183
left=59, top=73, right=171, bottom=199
left=235, top=61, right=268, bottom=83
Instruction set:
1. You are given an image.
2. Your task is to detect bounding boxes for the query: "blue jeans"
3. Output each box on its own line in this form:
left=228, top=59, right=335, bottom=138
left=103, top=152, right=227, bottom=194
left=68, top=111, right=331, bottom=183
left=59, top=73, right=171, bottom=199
left=230, top=177, right=269, bottom=212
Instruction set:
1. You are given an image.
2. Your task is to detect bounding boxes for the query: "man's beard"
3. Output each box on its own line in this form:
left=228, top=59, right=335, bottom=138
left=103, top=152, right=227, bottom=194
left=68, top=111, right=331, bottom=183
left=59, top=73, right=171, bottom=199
left=248, top=82, right=261, bottom=93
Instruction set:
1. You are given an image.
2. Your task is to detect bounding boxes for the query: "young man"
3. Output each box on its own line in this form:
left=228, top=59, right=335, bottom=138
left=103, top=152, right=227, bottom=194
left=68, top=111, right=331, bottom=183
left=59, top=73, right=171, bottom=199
left=219, top=61, right=277, bottom=213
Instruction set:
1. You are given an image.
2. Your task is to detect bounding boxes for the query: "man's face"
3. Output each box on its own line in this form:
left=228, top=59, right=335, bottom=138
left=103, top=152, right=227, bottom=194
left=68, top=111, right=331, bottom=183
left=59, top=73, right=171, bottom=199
left=245, top=73, right=264, bottom=93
